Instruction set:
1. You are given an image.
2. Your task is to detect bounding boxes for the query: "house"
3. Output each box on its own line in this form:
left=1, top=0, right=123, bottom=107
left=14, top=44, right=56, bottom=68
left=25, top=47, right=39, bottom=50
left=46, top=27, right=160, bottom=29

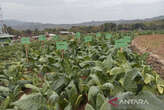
left=59, top=31, right=75, bottom=35
left=0, top=34, right=15, bottom=42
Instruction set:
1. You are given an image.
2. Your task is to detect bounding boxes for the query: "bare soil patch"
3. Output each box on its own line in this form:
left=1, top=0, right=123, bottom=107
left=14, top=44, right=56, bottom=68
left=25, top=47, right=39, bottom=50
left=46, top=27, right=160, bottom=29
left=131, top=34, right=164, bottom=78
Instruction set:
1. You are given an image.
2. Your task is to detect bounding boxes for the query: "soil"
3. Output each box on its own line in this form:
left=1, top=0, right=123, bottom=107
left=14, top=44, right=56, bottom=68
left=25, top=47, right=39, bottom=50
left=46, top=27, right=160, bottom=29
left=131, top=34, right=164, bottom=79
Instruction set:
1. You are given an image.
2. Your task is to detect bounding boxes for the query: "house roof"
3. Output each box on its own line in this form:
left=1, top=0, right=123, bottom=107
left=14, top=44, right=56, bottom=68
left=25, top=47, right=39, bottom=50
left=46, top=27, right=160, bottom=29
left=0, top=34, right=14, bottom=39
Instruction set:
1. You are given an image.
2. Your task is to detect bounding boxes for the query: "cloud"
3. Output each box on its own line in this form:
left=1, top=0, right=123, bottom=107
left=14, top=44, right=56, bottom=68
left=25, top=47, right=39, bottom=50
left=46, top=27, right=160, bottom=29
left=0, top=0, right=164, bottom=24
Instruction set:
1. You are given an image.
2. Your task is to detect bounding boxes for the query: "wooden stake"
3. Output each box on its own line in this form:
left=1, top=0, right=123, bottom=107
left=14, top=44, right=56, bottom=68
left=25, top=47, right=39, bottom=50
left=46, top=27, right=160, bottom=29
left=25, top=44, right=29, bottom=62
left=72, top=35, right=75, bottom=41
left=88, top=42, right=90, bottom=47
left=120, top=48, right=123, bottom=52
left=42, top=41, right=44, bottom=48
left=61, top=50, right=64, bottom=58
left=78, top=38, right=80, bottom=43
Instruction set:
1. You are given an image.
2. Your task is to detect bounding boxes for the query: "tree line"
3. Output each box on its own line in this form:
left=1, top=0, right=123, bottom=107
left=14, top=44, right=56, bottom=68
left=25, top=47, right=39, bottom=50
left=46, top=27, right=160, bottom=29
left=5, top=19, right=164, bottom=36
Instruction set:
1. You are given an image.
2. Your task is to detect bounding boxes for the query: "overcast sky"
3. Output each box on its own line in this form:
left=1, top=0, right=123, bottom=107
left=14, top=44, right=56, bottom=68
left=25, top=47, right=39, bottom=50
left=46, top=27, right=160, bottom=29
left=0, top=0, right=164, bottom=24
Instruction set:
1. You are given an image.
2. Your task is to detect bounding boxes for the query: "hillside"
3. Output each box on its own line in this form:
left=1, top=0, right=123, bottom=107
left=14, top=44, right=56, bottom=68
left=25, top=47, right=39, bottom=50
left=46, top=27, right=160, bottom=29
left=4, top=15, right=164, bottom=30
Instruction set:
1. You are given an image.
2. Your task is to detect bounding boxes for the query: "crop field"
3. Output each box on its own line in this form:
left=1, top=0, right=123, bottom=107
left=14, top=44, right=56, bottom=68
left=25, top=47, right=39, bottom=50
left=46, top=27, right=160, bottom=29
left=0, top=32, right=164, bottom=110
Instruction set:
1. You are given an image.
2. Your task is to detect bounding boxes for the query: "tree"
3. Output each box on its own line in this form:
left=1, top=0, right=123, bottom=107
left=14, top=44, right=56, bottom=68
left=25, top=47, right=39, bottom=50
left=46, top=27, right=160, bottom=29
left=132, top=23, right=145, bottom=30
left=101, top=23, right=117, bottom=32
left=34, top=28, right=39, bottom=35
left=7, top=26, right=15, bottom=34
left=24, top=29, right=32, bottom=36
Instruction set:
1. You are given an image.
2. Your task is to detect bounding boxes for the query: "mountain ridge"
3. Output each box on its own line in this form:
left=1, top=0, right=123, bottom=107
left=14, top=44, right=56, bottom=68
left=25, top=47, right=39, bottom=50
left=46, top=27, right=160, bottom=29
left=3, top=15, right=164, bottom=30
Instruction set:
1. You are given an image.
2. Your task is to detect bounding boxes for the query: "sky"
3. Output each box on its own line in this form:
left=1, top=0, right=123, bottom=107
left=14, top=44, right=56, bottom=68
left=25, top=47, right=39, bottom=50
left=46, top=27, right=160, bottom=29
left=0, top=0, right=164, bottom=24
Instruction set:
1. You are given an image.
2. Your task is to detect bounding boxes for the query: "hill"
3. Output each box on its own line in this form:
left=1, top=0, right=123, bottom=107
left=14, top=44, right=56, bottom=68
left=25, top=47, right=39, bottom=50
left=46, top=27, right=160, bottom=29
left=4, top=15, right=164, bottom=30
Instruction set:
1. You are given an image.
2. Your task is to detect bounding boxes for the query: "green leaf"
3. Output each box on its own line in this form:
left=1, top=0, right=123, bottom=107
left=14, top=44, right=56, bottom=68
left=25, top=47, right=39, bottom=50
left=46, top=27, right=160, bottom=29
left=157, top=85, right=163, bottom=94
left=48, top=92, right=59, bottom=105
left=102, top=83, right=114, bottom=90
left=121, top=62, right=132, bottom=73
left=88, top=74, right=101, bottom=86
left=156, top=77, right=164, bottom=94
left=135, top=91, right=164, bottom=110
left=0, top=96, right=4, bottom=101
left=13, top=93, right=46, bottom=110
left=64, top=103, right=72, bottom=110
left=96, top=93, right=106, bottom=109
left=1, top=96, right=10, bottom=109
left=123, top=69, right=138, bottom=91
left=79, top=61, right=95, bottom=68
left=88, top=86, right=99, bottom=105
left=116, top=91, right=133, bottom=100
left=119, top=78, right=124, bottom=86
left=52, top=78, right=65, bottom=91
left=24, top=84, right=40, bottom=91
left=92, top=66, right=103, bottom=72
left=65, top=81, right=78, bottom=105
left=75, top=94, right=83, bottom=107
left=17, top=80, right=33, bottom=86
left=144, top=73, right=154, bottom=84
left=103, top=54, right=113, bottom=71
left=110, top=67, right=123, bottom=75
left=100, top=101, right=111, bottom=110
left=85, top=103, right=95, bottom=110
left=0, top=86, right=10, bottom=92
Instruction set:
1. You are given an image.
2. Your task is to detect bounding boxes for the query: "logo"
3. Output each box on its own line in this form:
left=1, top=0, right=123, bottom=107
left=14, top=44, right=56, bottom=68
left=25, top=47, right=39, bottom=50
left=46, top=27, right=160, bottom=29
left=108, top=97, right=119, bottom=107
left=108, top=97, right=149, bottom=107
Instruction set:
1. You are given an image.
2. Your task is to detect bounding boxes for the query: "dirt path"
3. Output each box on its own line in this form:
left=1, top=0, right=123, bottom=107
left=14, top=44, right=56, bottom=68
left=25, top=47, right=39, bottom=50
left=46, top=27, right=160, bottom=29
left=131, top=34, right=164, bottom=78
